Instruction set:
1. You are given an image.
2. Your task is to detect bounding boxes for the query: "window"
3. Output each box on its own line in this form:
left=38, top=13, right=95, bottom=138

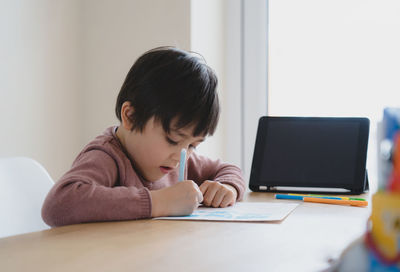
left=268, top=0, right=400, bottom=191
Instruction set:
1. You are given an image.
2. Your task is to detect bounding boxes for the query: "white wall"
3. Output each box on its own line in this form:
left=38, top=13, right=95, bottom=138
left=80, top=0, right=191, bottom=145
left=242, top=0, right=268, bottom=181
left=224, top=0, right=242, bottom=168
left=0, top=0, right=230, bottom=181
left=190, top=0, right=225, bottom=161
left=221, top=0, right=268, bottom=183
left=0, top=0, right=81, bottom=181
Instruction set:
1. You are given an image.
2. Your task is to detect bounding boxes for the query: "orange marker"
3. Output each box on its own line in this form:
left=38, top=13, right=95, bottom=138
left=303, top=197, right=368, bottom=207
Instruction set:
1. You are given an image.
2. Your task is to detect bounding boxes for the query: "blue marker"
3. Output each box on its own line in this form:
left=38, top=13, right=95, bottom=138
left=275, top=194, right=304, bottom=200
left=275, top=194, right=342, bottom=200
left=179, top=148, right=186, bottom=182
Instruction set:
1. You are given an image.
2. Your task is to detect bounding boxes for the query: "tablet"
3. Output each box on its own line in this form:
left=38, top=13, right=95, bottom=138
left=249, top=116, right=370, bottom=194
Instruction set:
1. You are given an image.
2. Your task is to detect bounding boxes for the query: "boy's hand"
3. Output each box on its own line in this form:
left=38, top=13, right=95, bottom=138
left=150, top=180, right=203, bottom=217
left=199, top=180, right=238, bottom=208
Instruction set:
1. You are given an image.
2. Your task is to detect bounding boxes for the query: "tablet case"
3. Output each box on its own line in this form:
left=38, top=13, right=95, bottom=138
left=249, top=116, right=370, bottom=195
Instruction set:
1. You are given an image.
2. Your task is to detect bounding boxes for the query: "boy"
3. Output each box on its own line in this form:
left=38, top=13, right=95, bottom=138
left=42, top=47, right=245, bottom=227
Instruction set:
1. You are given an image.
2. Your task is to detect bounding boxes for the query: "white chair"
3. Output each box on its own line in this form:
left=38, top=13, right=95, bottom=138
left=0, top=157, right=54, bottom=238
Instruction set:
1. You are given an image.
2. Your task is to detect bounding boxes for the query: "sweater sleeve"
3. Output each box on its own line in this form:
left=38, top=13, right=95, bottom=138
left=186, top=152, right=246, bottom=201
left=41, top=149, right=151, bottom=227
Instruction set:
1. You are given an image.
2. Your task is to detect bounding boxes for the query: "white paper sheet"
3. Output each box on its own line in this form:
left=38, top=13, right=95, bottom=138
left=154, top=202, right=299, bottom=222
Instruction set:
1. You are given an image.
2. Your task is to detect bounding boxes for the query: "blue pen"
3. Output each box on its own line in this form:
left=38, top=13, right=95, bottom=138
left=178, top=148, right=186, bottom=182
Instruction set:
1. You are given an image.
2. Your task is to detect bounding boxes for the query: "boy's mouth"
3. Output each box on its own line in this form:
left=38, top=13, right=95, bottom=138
left=160, top=166, right=173, bottom=174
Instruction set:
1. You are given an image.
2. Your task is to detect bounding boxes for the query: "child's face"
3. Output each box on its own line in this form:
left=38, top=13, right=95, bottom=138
left=122, top=117, right=205, bottom=182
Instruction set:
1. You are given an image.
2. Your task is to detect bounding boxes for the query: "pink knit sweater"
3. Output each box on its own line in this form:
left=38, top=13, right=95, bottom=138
left=42, top=127, right=245, bottom=227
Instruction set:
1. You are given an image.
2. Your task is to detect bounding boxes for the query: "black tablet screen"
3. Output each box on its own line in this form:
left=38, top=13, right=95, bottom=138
left=259, top=119, right=360, bottom=186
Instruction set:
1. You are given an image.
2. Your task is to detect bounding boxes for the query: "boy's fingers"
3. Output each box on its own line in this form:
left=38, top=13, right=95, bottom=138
left=203, top=183, right=219, bottom=206
left=220, top=194, right=232, bottom=208
left=196, top=186, right=204, bottom=203
left=211, top=189, right=225, bottom=208
left=199, top=181, right=209, bottom=195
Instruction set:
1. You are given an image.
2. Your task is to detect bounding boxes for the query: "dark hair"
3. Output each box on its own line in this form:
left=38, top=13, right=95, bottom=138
left=115, top=46, right=219, bottom=137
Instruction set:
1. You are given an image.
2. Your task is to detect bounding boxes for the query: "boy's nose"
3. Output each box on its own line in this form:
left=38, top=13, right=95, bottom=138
left=171, top=147, right=187, bottom=164
left=171, top=151, right=181, bottom=164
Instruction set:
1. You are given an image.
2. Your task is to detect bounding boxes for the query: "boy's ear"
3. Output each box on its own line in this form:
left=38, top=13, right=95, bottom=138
left=120, top=101, right=135, bottom=130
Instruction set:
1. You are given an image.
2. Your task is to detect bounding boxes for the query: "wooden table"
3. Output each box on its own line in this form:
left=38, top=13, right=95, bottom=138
left=0, top=192, right=371, bottom=272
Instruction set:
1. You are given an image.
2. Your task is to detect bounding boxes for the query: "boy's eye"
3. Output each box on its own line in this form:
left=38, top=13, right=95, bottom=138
left=166, top=137, right=178, bottom=146
left=166, top=135, right=198, bottom=150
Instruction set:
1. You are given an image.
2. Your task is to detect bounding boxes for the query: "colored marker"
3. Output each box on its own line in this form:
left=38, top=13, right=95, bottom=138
left=289, top=193, right=366, bottom=201
left=178, top=148, right=186, bottom=182
left=303, top=197, right=368, bottom=207
left=276, top=194, right=304, bottom=200
left=275, top=194, right=368, bottom=207
left=288, top=194, right=343, bottom=200
left=309, top=194, right=366, bottom=201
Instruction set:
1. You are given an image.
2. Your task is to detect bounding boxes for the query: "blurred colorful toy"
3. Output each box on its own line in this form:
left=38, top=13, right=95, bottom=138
left=335, top=108, right=400, bottom=271
left=366, top=108, right=400, bottom=270
left=366, top=131, right=400, bottom=269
